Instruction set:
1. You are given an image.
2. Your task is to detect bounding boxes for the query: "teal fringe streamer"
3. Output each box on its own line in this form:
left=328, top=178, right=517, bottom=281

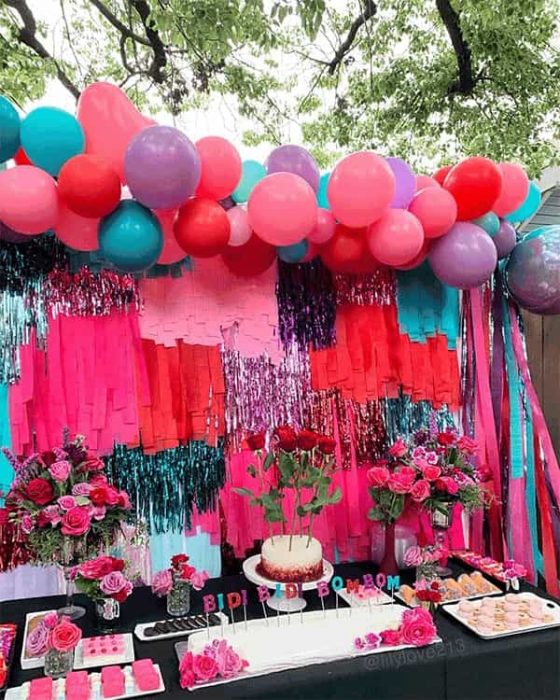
left=382, top=394, right=455, bottom=443
left=104, top=441, right=225, bottom=534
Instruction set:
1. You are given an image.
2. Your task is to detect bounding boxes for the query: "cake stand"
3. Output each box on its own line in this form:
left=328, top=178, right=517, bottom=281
left=242, top=554, right=334, bottom=612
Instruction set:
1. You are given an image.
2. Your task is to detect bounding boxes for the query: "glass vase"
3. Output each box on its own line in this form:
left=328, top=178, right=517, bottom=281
left=58, top=564, right=86, bottom=621
left=167, top=581, right=191, bottom=617
left=379, top=521, right=399, bottom=575
left=430, top=505, right=453, bottom=577
left=44, top=649, right=74, bottom=679
left=94, top=598, right=121, bottom=633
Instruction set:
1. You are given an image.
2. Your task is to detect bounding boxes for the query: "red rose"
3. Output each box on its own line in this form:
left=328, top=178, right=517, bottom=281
left=435, top=477, right=459, bottom=496
left=79, top=556, right=115, bottom=579
left=113, top=582, right=132, bottom=603
left=246, top=432, right=266, bottom=451
left=104, top=486, right=120, bottom=506
left=317, top=436, right=336, bottom=455
left=51, top=619, right=82, bottom=653
left=40, top=450, right=57, bottom=467
left=367, top=466, right=390, bottom=487
left=36, top=510, right=51, bottom=528
left=421, top=465, right=441, bottom=481
left=26, top=478, right=55, bottom=506
left=457, top=435, right=477, bottom=454
left=181, top=563, right=196, bottom=581
left=82, top=458, right=105, bottom=472
left=117, top=491, right=131, bottom=509
left=61, top=506, right=91, bottom=536
left=172, top=554, right=189, bottom=569
left=274, top=425, right=297, bottom=452
left=388, top=469, right=416, bottom=494
left=110, top=557, right=125, bottom=572
left=437, top=431, right=456, bottom=446
left=389, top=439, right=408, bottom=458
left=89, top=474, right=108, bottom=488
left=296, top=429, right=318, bottom=451
left=89, top=487, right=108, bottom=506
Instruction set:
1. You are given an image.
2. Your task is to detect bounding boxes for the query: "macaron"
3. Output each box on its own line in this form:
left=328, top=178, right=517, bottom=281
left=504, top=594, right=520, bottom=604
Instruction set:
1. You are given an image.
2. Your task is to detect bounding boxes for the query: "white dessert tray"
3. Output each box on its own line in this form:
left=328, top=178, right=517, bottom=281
left=20, top=610, right=56, bottom=670
left=336, top=587, right=392, bottom=608
left=395, top=575, right=502, bottom=608
left=443, top=592, right=560, bottom=639
left=73, top=633, right=135, bottom=670
left=134, top=613, right=229, bottom=642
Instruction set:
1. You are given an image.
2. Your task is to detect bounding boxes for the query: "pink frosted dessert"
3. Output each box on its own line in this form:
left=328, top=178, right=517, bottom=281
left=101, top=666, right=125, bottom=698
left=29, top=677, right=53, bottom=700
left=132, top=659, right=160, bottom=692
left=66, top=670, right=90, bottom=699
left=82, top=635, right=125, bottom=666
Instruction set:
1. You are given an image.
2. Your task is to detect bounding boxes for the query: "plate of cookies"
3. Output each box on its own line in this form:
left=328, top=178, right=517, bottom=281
left=443, top=592, right=560, bottom=638
left=396, top=572, right=501, bottom=607
left=134, top=613, right=229, bottom=642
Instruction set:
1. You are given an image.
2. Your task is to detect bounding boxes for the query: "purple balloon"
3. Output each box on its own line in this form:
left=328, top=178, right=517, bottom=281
left=386, top=157, right=416, bottom=209
left=0, top=221, right=39, bottom=243
left=124, top=126, right=201, bottom=209
left=266, top=145, right=320, bottom=192
left=493, top=220, right=517, bottom=259
left=505, top=226, right=560, bottom=314
left=429, top=222, right=497, bottom=289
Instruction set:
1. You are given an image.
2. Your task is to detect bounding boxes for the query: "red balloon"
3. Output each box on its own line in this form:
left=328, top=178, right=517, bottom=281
left=175, top=198, right=230, bottom=258
left=320, top=225, right=380, bottom=274
left=443, top=157, right=503, bottom=221
left=14, top=148, right=32, bottom=166
left=433, top=165, right=452, bottom=185
left=58, top=154, right=121, bottom=218
left=221, top=233, right=276, bottom=276
left=155, top=209, right=186, bottom=265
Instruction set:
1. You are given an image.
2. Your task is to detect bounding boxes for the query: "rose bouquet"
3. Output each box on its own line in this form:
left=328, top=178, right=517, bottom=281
left=404, top=543, right=447, bottom=579
left=354, top=607, right=437, bottom=651
left=26, top=613, right=82, bottom=678
left=413, top=579, right=443, bottom=612
left=179, top=639, right=249, bottom=689
left=152, top=554, right=209, bottom=617
left=75, top=556, right=133, bottom=603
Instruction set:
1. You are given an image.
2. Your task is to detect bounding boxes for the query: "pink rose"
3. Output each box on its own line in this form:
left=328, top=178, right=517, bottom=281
left=388, top=470, right=415, bottom=494
left=193, top=653, right=218, bottom=683
left=90, top=505, right=106, bottom=521
left=367, top=466, right=390, bottom=488
left=179, top=651, right=196, bottom=689
left=43, top=612, right=58, bottom=630
left=117, top=491, right=131, bottom=509
left=99, top=571, right=127, bottom=596
left=425, top=451, right=439, bottom=465
left=58, top=496, right=77, bottom=511
left=454, top=471, right=474, bottom=487
left=151, top=569, right=173, bottom=597
left=88, top=474, right=108, bottom=488
left=72, top=482, right=93, bottom=497
left=436, top=476, right=460, bottom=496
left=21, top=514, right=34, bottom=534
left=104, top=486, right=120, bottom=506
left=190, top=570, right=209, bottom=591
left=400, top=608, right=437, bottom=647
left=51, top=619, right=82, bottom=653
left=412, top=447, right=426, bottom=460
left=404, top=545, right=423, bottom=567
left=410, top=479, right=431, bottom=502
left=42, top=505, right=62, bottom=526
left=216, top=646, right=245, bottom=678
left=60, top=506, right=91, bottom=536
left=79, top=556, right=115, bottom=580
left=26, top=623, right=49, bottom=657
left=413, top=457, right=429, bottom=470
left=421, top=465, right=441, bottom=481
left=380, top=629, right=402, bottom=646
left=48, top=460, right=71, bottom=482
left=389, top=439, right=407, bottom=458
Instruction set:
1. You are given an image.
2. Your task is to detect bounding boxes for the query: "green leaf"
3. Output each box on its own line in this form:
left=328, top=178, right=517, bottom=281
left=247, top=465, right=257, bottom=478
left=278, top=452, right=295, bottom=481
left=233, top=487, right=254, bottom=498
left=263, top=452, right=275, bottom=471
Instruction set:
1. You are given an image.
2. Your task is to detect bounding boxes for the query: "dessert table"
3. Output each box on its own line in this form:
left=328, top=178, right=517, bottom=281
left=1, top=563, right=558, bottom=700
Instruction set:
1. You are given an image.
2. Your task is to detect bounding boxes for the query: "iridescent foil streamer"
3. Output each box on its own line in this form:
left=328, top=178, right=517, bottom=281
left=0, top=236, right=68, bottom=294
left=334, top=269, right=396, bottom=306
left=382, top=393, right=455, bottom=443
left=104, top=441, right=225, bottom=534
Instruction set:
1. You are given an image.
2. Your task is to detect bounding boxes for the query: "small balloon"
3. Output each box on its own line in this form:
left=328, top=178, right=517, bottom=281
left=55, top=204, right=99, bottom=252
left=433, top=165, right=452, bottom=185
left=0, top=96, right=20, bottom=162
left=222, top=233, right=276, bottom=276
left=492, top=162, right=529, bottom=217
left=408, top=187, right=457, bottom=239
left=317, top=172, right=330, bottom=208
left=492, top=220, right=517, bottom=259
left=277, top=240, right=308, bottom=263
left=196, top=136, right=242, bottom=200
left=232, top=160, right=266, bottom=203
left=21, top=106, right=85, bottom=176
left=505, top=181, right=541, bottom=223
left=367, top=209, right=424, bottom=266
left=320, top=225, right=380, bottom=274
left=443, top=157, right=502, bottom=220
left=386, top=157, right=416, bottom=209
left=227, top=206, right=252, bottom=247
left=472, top=212, right=500, bottom=237
left=266, top=144, right=320, bottom=192
left=0, top=166, right=58, bottom=234
left=308, top=208, right=336, bottom=244
left=174, top=198, right=230, bottom=258
left=155, top=209, right=186, bottom=265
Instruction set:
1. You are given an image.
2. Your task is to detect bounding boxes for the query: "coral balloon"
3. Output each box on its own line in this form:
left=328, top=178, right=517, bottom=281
left=77, top=82, right=155, bottom=182
left=505, top=181, right=541, bottom=223
left=0, top=96, right=20, bottom=162
left=408, top=187, right=457, bottom=239
left=248, top=172, right=317, bottom=246
left=433, top=165, right=452, bottom=185
left=196, top=136, right=242, bottom=200
left=492, top=162, right=529, bottom=217
left=155, top=209, right=186, bottom=265
left=55, top=204, right=99, bottom=252
left=320, top=225, right=380, bottom=274
left=443, top=157, right=503, bottom=221
left=58, top=154, right=121, bottom=218
left=222, top=233, right=276, bottom=276
left=308, top=208, right=336, bottom=244
left=386, top=157, right=415, bottom=209
left=415, top=175, right=440, bottom=190
left=227, top=206, right=252, bottom=247
left=492, top=220, right=517, bottom=259
left=266, top=144, right=320, bottom=192
left=174, top=198, right=230, bottom=258
left=367, top=209, right=424, bottom=266
left=327, top=152, right=395, bottom=228
left=0, top=166, right=58, bottom=234
left=232, top=160, right=266, bottom=203
left=429, top=222, right=497, bottom=289
left=21, top=107, right=85, bottom=176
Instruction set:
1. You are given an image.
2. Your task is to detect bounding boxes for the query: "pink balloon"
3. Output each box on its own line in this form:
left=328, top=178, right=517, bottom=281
left=327, top=152, right=395, bottom=228
left=55, top=204, right=99, bottom=252
left=0, top=166, right=59, bottom=234
left=77, top=82, right=155, bottom=183
left=396, top=241, right=432, bottom=270
left=367, top=209, right=424, bottom=267
left=155, top=209, right=185, bottom=265
left=415, top=174, right=440, bottom=190
left=196, top=136, right=242, bottom=200
left=308, top=208, right=336, bottom=244
left=227, top=206, right=252, bottom=247
left=492, top=162, right=530, bottom=217
left=408, top=187, right=457, bottom=239
left=248, top=172, right=317, bottom=246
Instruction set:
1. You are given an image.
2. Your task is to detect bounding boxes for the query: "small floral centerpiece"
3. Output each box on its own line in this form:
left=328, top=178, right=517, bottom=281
left=75, top=556, right=133, bottom=630
left=413, top=579, right=443, bottom=613
left=26, top=613, right=82, bottom=679
left=404, top=543, right=447, bottom=580
left=503, top=560, right=527, bottom=591
left=354, top=607, right=437, bottom=651
left=152, top=554, right=209, bottom=617
left=179, top=639, right=249, bottom=689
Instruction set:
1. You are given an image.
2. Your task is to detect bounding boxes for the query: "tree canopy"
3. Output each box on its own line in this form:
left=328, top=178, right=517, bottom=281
left=1, top=0, right=559, bottom=174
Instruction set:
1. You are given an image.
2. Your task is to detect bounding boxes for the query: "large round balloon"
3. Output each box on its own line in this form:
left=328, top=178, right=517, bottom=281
left=0, top=166, right=58, bottom=234
left=226, top=206, right=252, bottom=247
left=505, top=226, right=560, bottom=314
left=472, top=212, right=500, bottom=237
left=505, top=181, right=541, bottom=223
left=317, top=172, right=330, bottom=208
left=174, top=198, right=230, bottom=258
left=20, top=107, right=85, bottom=176
left=266, top=145, right=320, bottom=192
left=55, top=204, right=99, bottom=252
left=408, top=187, right=457, bottom=239
left=77, top=82, right=154, bottom=182
left=443, top=157, right=503, bottom=220
left=367, top=209, right=424, bottom=266
left=196, top=136, right=242, bottom=200
left=429, top=222, right=497, bottom=289
left=125, top=126, right=200, bottom=209
left=386, top=157, right=415, bottom=209
left=327, top=152, right=395, bottom=228
left=277, top=240, right=308, bottom=263
left=320, top=225, right=380, bottom=274
left=248, top=172, right=317, bottom=246
left=99, top=200, right=163, bottom=272
left=155, top=209, right=186, bottom=265
left=221, top=233, right=276, bottom=276
left=58, top=154, right=121, bottom=219
left=308, top=208, right=336, bottom=244
left=232, top=160, right=266, bottom=203
left=492, top=162, right=529, bottom=217
left=0, top=96, right=20, bottom=162
left=492, top=220, right=517, bottom=259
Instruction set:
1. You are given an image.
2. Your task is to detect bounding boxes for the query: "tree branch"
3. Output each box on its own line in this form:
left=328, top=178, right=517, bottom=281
left=328, top=0, right=377, bottom=75
left=129, top=0, right=167, bottom=83
left=86, top=0, right=150, bottom=47
left=435, top=0, right=476, bottom=95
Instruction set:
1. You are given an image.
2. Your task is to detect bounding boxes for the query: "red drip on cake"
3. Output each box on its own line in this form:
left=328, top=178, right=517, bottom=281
left=257, top=559, right=324, bottom=583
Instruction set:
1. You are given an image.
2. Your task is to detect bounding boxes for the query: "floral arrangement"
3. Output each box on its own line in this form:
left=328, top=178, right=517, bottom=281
left=354, top=607, right=437, bottom=651
left=503, top=559, right=527, bottom=590
left=74, top=555, right=133, bottom=603
left=151, top=554, right=209, bottom=597
left=236, top=426, right=340, bottom=547
left=1, top=436, right=133, bottom=564
left=179, top=639, right=249, bottom=689
left=367, top=428, right=484, bottom=523
left=413, top=579, right=443, bottom=607
left=0, top=624, right=17, bottom=689
left=26, top=613, right=82, bottom=659
left=404, top=542, right=447, bottom=578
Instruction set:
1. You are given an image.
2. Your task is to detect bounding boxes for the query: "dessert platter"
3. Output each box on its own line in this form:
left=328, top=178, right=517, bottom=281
left=397, top=572, right=501, bottom=607
left=73, top=634, right=135, bottom=671
left=452, top=550, right=524, bottom=583
left=134, top=613, right=228, bottom=642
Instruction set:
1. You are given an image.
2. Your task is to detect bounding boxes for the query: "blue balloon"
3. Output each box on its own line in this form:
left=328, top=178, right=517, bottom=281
left=99, top=200, right=163, bottom=272
left=472, top=212, right=500, bottom=237
left=232, top=160, right=266, bottom=203
left=277, top=240, right=308, bottom=263
left=317, top=172, right=330, bottom=209
left=505, top=181, right=541, bottom=223
left=20, top=106, right=84, bottom=176
left=0, top=96, right=20, bottom=162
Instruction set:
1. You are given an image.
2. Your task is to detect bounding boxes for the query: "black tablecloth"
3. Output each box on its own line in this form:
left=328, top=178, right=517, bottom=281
left=1, top=562, right=559, bottom=700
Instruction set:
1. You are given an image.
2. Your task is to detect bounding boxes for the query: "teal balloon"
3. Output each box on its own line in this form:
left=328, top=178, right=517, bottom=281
left=472, top=212, right=500, bottom=237
left=277, top=240, right=308, bottom=263
left=0, top=96, right=20, bottom=162
left=317, top=172, right=330, bottom=209
left=20, top=106, right=85, bottom=176
left=99, top=200, right=163, bottom=273
left=505, top=181, right=541, bottom=223
left=232, top=160, right=266, bottom=203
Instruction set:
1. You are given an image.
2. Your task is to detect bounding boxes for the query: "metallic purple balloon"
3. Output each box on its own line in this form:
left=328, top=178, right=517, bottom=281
left=505, top=226, right=560, bottom=314
left=124, top=126, right=201, bottom=209
left=0, top=221, right=39, bottom=243
left=493, top=220, right=517, bottom=259
left=429, top=222, right=497, bottom=289
left=386, top=157, right=416, bottom=209
left=266, top=144, right=320, bottom=192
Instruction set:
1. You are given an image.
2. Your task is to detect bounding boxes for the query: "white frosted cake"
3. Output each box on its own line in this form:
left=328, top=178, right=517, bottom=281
left=258, top=535, right=323, bottom=582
